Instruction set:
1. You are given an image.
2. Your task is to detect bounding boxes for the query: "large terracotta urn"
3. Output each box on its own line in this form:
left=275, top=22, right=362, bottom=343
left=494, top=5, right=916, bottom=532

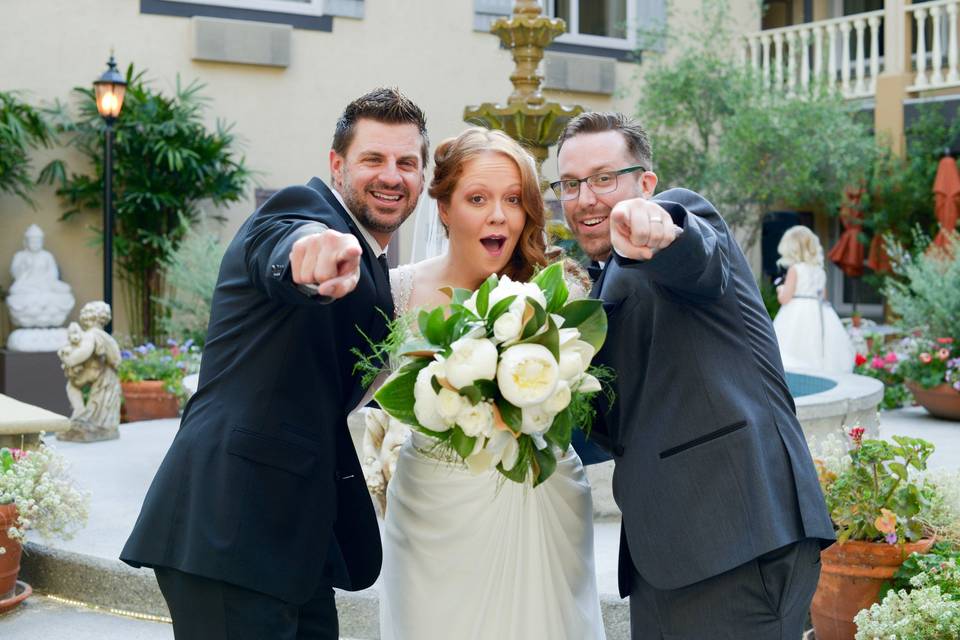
left=811, top=538, right=935, bottom=640
left=906, top=381, right=960, bottom=421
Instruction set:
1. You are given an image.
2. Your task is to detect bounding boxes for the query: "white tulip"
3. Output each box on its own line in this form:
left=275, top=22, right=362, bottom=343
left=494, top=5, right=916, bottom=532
left=543, top=380, right=572, bottom=414
left=575, top=373, right=602, bottom=394
left=436, top=388, right=465, bottom=423
left=456, top=401, right=495, bottom=438
left=486, top=429, right=520, bottom=471
left=558, top=339, right=595, bottom=382
left=521, top=405, right=555, bottom=435
left=493, top=309, right=524, bottom=343
left=445, top=337, right=499, bottom=389
left=497, top=343, right=560, bottom=408
left=489, top=275, right=547, bottom=311
left=413, top=360, right=449, bottom=432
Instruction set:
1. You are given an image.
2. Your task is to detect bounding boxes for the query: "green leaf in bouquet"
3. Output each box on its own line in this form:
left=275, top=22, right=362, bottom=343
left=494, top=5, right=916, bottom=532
left=440, top=286, right=474, bottom=306
left=450, top=427, right=477, bottom=459
left=545, top=409, right=574, bottom=452
left=398, top=337, right=442, bottom=359
left=443, top=309, right=473, bottom=344
left=473, top=379, right=498, bottom=399
left=558, top=299, right=608, bottom=351
left=495, top=397, right=522, bottom=434
left=420, top=307, right=447, bottom=346
left=532, top=262, right=569, bottom=313
left=430, top=375, right=443, bottom=395
left=532, top=446, right=558, bottom=487
left=486, top=295, right=519, bottom=327
left=498, top=437, right=532, bottom=483
left=520, top=299, right=548, bottom=340
left=374, top=358, right=432, bottom=428
left=449, top=303, right=480, bottom=322
left=476, top=274, right=498, bottom=317
left=458, top=384, right=484, bottom=406
left=519, top=314, right=560, bottom=360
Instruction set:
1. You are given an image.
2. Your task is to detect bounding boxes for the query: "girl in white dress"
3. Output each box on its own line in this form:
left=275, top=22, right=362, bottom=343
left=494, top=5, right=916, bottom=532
left=773, top=225, right=855, bottom=373
left=377, top=128, right=606, bottom=640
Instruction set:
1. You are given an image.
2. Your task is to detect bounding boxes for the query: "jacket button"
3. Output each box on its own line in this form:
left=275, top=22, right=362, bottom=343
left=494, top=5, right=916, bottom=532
left=613, top=445, right=625, bottom=457
left=270, top=264, right=284, bottom=278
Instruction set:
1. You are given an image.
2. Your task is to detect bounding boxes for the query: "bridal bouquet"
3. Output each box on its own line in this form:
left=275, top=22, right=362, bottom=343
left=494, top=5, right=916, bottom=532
left=372, top=262, right=609, bottom=486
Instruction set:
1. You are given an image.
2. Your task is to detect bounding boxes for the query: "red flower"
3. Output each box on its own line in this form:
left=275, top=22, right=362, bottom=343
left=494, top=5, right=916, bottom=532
left=855, top=353, right=868, bottom=367
left=936, top=337, right=954, bottom=344
left=848, top=426, right=866, bottom=446
left=920, top=352, right=933, bottom=364
left=938, top=348, right=951, bottom=361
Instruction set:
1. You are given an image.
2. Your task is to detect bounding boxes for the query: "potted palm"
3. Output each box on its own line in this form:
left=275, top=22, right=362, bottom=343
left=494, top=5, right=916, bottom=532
left=0, top=445, right=88, bottom=613
left=118, top=339, right=199, bottom=422
left=810, top=429, right=938, bottom=640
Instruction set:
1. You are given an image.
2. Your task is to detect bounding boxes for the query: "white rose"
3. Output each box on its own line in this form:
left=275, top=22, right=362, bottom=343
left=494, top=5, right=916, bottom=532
left=493, top=309, right=524, bottom=344
left=436, top=388, right=465, bottom=423
left=413, top=361, right=449, bottom=432
left=456, top=401, right=495, bottom=438
left=543, top=380, right=572, bottom=414
left=497, top=343, right=560, bottom=407
left=521, top=406, right=555, bottom=435
left=486, top=429, right=520, bottom=471
left=445, top=337, right=499, bottom=389
left=558, top=339, right=595, bottom=382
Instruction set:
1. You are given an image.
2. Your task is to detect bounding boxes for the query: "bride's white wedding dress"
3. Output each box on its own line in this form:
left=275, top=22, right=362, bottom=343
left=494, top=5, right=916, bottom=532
left=377, top=264, right=606, bottom=640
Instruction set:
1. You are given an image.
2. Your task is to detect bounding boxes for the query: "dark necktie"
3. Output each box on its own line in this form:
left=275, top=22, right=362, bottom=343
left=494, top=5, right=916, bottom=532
left=587, top=261, right=602, bottom=284
left=377, top=253, right=390, bottom=278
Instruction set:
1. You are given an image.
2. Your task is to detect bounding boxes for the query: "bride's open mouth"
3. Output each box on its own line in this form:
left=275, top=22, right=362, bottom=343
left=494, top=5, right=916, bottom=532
left=480, top=235, right=507, bottom=256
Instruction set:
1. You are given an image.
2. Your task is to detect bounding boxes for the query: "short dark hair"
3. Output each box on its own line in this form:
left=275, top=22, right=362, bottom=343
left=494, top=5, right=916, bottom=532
left=332, top=87, right=429, bottom=166
left=556, top=112, right=652, bottom=169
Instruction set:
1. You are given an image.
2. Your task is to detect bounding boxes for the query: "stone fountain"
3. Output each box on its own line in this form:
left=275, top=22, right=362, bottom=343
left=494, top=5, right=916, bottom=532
left=464, top=0, right=583, bottom=172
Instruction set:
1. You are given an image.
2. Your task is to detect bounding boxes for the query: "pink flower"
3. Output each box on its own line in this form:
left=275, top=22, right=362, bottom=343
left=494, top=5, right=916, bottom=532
left=871, top=357, right=885, bottom=369
left=936, top=337, right=954, bottom=345
left=938, top=348, right=951, bottom=361
left=849, top=426, right=866, bottom=446
left=920, top=352, right=933, bottom=364
left=884, top=352, right=898, bottom=364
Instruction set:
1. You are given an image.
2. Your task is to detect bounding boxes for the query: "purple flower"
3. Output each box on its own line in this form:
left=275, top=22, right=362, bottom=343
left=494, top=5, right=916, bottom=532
left=167, top=338, right=178, bottom=347
left=145, top=342, right=156, bottom=351
left=120, top=350, right=133, bottom=360
left=161, top=355, right=172, bottom=363
left=885, top=532, right=898, bottom=545
left=183, top=339, right=195, bottom=350
left=135, top=345, right=149, bottom=355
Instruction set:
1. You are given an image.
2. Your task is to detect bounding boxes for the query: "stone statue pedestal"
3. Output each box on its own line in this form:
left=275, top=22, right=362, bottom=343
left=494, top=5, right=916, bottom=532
left=0, top=349, right=73, bottom=417
left=7, top=328, right=69, bottom=353
left=57, top=419, right=119, bottom=442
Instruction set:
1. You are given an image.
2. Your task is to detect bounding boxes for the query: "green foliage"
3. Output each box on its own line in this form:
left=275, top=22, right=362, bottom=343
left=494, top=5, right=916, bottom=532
left=118, top=339, right=201, bottom=399
left=156, top=227, right=225, bottom=348
left=635, top=0, right=874, bottom=250
left=852, top=335, right=914, bottom=410
left=885, top=232, right=960, bottom=342
left=821, top=434, right=935, bottom=544
left=880, top=542, right=960, bottom=601
left=758, top=278, right=780, bottom=320
left=0, top=90, right=55, bottom=205
left=40, top=66, right=252, bottom=342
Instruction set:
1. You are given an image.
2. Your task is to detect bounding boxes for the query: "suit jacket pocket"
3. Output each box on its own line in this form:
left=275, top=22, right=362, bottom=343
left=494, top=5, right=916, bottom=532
left=227, top=428, right=317, bottom=477
left=659, top=420, right=748, bottom=459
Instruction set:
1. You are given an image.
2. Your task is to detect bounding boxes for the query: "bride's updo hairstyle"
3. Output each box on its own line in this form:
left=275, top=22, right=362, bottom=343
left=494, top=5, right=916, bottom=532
left=429, top=127, right=547, bottom=282
left=777, top=225, right=825, bottom=268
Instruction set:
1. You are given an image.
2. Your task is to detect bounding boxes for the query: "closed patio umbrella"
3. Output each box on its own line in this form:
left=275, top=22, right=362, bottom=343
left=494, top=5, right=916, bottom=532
left=932, top=153, right=960, bottom=249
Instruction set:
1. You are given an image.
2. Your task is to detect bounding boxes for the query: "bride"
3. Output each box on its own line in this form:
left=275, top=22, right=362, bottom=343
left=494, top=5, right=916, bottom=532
left=371, top=127, right=606, bottom=640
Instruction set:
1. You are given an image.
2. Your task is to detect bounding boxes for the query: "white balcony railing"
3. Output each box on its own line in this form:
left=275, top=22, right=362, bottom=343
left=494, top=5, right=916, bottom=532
left=906, top=0, right=960, bottom=90
left=744, top=10, right=885, bottom=99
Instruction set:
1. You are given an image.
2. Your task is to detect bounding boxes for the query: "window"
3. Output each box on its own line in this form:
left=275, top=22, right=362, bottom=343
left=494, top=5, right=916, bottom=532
left=165, top=0, right=324, bottom=16
left=548, top=0, right=635, bottom=50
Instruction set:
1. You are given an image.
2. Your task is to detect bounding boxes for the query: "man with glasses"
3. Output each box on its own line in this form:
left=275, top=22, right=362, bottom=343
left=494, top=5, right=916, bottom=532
left=556, top=112, right=833, bottom=639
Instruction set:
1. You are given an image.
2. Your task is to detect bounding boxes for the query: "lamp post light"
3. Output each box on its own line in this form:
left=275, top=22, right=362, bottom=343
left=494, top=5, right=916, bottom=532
left=93, top=54, right=126, bottom=334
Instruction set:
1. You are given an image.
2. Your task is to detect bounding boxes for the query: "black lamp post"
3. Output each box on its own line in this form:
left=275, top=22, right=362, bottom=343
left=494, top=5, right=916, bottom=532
left=93, top=55, right=126, bottom=334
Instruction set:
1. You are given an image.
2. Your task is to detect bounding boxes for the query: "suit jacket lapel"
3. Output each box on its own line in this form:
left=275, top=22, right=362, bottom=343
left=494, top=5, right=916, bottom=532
left=307, top=177, right=394, bottom=319
left=590, top=259, right=612, bottom=299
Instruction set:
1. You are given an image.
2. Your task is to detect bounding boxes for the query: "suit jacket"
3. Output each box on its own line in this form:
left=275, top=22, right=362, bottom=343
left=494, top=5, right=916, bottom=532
left=590, top=188, right=834, bottom=596
left=121, top=178, right=393, bottom=604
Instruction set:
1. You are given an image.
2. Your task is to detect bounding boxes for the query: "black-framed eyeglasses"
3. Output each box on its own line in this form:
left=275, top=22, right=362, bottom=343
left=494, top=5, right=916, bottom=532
left=549, top=165, right=647, bottom=201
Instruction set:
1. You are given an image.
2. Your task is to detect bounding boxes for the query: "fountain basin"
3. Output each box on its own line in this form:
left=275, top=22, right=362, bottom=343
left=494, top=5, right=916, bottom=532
left=788, top=369, right=884, bottom=442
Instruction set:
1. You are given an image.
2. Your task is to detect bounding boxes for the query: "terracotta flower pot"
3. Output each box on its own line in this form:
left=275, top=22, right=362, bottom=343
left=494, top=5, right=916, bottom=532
left=811, top=538, right=935, bottom=640
left=0, top=503, right=22, bottom=600
left=121, top=380, right=180, bottom=423
left=906, top=381, right=960, bottom=421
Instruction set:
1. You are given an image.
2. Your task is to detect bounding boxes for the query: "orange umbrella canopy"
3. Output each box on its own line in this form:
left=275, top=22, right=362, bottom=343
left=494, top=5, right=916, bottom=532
left=933, top=155, right=960, bottom=248
left=828, top=187, right=865, bottom=277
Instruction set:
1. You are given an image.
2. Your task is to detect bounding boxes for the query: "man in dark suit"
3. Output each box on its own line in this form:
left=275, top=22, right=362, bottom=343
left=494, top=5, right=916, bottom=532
left=556, top=112, right=835, bottom=639
left=121, top=88, right=429, bottom=639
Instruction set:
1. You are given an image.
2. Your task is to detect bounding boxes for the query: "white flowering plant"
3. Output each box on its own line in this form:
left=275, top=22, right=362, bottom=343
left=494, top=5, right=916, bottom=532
left=371, top=262, right=609, bottom=486
left=0, top=445, right=89, bottom=554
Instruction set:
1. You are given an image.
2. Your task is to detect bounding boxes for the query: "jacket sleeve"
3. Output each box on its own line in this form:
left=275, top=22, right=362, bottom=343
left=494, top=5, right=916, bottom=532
left=242, top=185, right=338, bottom=306
left=613, top=188, right=730, bottom=304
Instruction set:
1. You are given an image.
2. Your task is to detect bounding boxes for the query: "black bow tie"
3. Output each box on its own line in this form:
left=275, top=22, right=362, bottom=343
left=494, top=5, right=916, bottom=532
left=587, top=262, right=602, bottom=284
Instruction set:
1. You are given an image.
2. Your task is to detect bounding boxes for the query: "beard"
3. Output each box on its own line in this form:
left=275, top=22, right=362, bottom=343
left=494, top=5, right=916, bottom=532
left=338, top=167, right=419, bottom=235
